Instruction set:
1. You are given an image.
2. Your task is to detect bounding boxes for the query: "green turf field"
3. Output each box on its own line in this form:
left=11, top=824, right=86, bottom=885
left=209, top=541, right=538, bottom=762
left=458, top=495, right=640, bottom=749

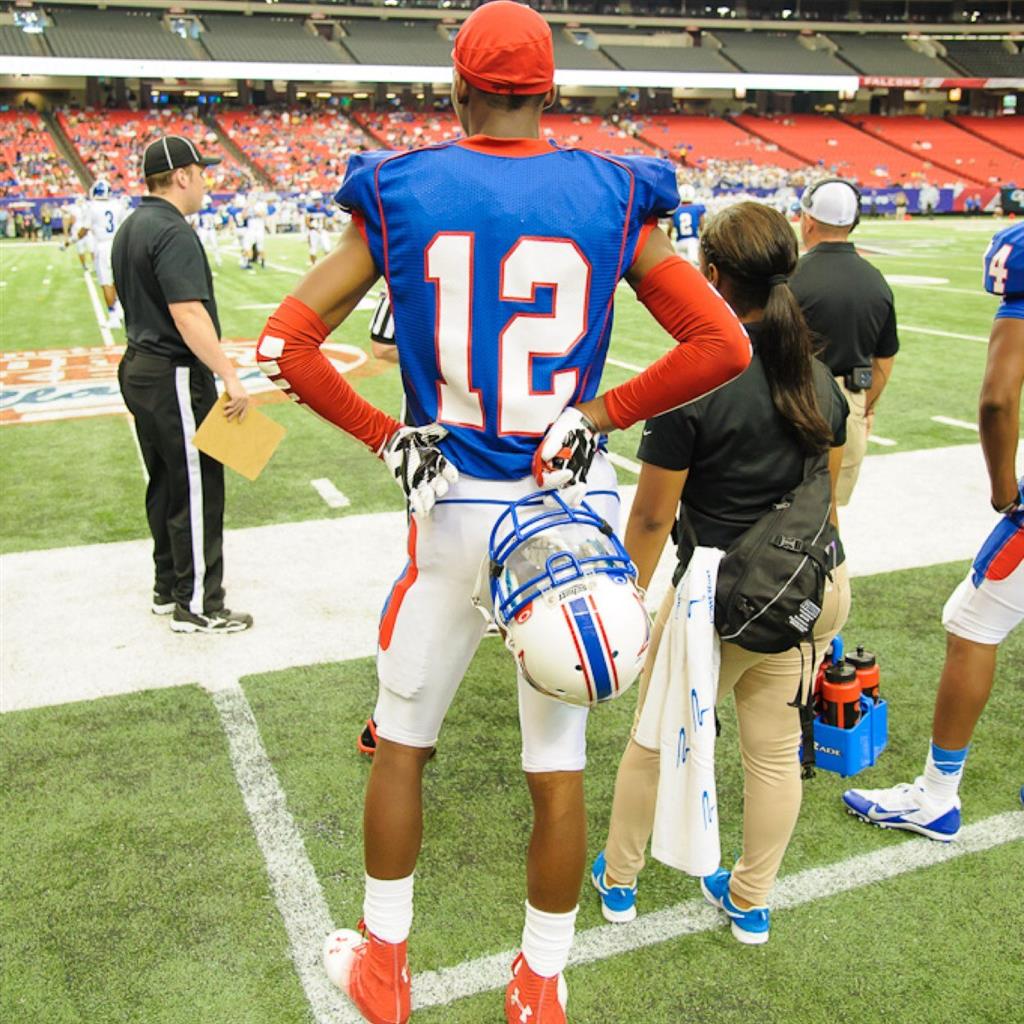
left=1, top=218, right=1022, bottom=1023
left=0, top=217, right=1007, bottom=552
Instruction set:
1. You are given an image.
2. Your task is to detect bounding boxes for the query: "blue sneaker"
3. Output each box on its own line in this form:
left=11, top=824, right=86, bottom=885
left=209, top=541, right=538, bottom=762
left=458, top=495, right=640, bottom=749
left=700, top=868, right=770, bottom=945
left=590, top=851, right=637, bottom=923
left=842, top=777, right=961, bottom=842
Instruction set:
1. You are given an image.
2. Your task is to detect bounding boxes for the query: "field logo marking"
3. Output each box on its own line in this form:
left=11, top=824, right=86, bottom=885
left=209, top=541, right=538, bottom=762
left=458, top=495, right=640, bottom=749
left=0, top=342, right=367, bottom=424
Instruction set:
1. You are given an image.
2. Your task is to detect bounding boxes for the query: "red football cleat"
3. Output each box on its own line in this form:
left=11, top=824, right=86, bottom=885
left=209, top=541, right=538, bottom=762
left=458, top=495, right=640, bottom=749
left=323, top=923, right=411, bottom=1024
left=505, top=953, right=568, bottom=1024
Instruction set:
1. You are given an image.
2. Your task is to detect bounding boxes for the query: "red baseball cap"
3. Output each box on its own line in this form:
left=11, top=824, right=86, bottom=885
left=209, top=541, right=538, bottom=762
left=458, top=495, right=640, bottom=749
left=453, top=1, right=555, bottom=96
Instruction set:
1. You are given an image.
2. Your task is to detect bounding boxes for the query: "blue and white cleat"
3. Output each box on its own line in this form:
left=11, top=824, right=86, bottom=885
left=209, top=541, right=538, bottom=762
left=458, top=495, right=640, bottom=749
left=590, top=850, right=637, bottom=923
left=842, top=777, right=961, bottom=842
left=700, top=868, right=770, bottom=945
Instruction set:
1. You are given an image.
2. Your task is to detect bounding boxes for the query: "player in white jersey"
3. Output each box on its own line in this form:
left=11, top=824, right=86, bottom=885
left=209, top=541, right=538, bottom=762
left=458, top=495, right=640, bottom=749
left=65, top=197, right=94, bottom=270
left=80, top=181, right=124, bottom=327
left=305, top=191, right=331, bottom=265
left=247, top=198, right=268, bottom=269
left=197, top=196, right=222, bottom=266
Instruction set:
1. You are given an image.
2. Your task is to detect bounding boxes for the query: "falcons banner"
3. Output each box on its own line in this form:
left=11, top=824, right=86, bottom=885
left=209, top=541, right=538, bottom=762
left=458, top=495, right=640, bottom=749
left=860, top=76, right=1024, bottom=89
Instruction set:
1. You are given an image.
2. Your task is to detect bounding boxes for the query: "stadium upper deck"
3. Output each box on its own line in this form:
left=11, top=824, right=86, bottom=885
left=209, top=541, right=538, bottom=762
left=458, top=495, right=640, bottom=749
left=1, top=3, right=1021, bottom=82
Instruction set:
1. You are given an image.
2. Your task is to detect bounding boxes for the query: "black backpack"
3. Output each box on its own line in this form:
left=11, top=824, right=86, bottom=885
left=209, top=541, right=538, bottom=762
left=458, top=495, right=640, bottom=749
left=678, top=452, right=841, bottom=656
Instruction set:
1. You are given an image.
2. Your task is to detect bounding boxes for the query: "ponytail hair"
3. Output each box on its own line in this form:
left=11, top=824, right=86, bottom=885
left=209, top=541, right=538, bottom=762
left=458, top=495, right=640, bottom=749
left=700, top=203, right=834, bottom=454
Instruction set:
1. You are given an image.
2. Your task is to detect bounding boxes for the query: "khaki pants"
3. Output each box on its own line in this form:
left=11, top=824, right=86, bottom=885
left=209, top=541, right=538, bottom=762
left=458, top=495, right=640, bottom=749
left=835, top=379, right=867, bottom=507
left=604, top=562, right=851, bottom=906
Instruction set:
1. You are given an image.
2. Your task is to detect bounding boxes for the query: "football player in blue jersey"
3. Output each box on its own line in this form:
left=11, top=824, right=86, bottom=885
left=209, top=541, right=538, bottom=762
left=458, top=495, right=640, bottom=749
left=671, top=185, right=706, bottom=266
left=257, top=4, right=749, bottom=1021
left=844, top=221, right=1023, bottom=841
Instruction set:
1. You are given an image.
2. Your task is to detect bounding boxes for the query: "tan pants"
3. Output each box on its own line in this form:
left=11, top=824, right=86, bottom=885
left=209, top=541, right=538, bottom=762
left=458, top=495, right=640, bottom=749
left=604, top=562, right=850, bottom=906
left=835, top=379, right=867, bottom=507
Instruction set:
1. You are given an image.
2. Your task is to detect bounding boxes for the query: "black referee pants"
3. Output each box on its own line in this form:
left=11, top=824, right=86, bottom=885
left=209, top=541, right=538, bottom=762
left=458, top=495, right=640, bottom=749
left=118, top=349, right=226, bottom=614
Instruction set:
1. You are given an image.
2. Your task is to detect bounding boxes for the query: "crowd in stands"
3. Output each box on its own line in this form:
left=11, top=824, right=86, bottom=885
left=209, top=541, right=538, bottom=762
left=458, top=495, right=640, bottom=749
left=0, top=112, right=79, bottom=199
left=56, top=107, right=252, bottom=193
left=220, top=108, right=373, bottom=193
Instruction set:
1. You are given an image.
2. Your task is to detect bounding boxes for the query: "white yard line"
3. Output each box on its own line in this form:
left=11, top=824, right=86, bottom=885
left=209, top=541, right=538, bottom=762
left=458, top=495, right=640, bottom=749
left=210, top=681, right=363, bottom=1024
left=606, top=355, right=645, bottom=374
left=606, top=451, right=642, bottom=475
left=411, top=811, right=1023, bottom=1012
left=311, top=478, right=351, bottom=509
left=932, top=415, right=980, bottom=433
left=125, top=414, right=149, bottom=481
left=891, top=282, right=990, bottom=296
left=902, top=325, right=989, bottom=344
left=264, top=260, right=305, bottom=276
left=82, top=269, right=115, bottom=347
left=867, top=435, right=897, bottom=447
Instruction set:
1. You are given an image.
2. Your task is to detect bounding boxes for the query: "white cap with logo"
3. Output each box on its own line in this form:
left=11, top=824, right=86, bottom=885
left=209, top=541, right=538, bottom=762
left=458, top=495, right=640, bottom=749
left=801, top=179, right=860, bottom=228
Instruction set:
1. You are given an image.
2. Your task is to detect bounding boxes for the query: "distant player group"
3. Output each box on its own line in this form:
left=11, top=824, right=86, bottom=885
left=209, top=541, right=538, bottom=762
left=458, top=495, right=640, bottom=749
left=61, top=182, right=343, bottom=322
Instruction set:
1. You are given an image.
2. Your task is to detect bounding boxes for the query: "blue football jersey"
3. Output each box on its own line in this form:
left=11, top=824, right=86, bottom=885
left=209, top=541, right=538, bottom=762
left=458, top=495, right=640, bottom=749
left=984, top=222, right=1024, bottom=319
left=672, top=203, right=706, bottom=240
left=337, top=137, right=678, bottom=479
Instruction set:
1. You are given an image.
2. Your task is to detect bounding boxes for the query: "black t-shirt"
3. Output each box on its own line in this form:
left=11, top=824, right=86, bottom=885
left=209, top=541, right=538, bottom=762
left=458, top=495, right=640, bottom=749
left=112, top=195, right=220, bottom=359
left=789, top=241, right=899, bottom=375
left=637, top=322, right=849, bottom=551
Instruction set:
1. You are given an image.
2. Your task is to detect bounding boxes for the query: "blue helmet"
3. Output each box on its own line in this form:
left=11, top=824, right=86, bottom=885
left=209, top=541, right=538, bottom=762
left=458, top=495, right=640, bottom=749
left=486, top=491, right=649, bottom=707
left=89, top=180, right=111, bottom=200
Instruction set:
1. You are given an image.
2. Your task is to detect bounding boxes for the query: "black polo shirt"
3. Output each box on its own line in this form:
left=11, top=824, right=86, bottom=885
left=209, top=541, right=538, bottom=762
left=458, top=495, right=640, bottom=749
left=112, top=195, right=220, bottom=359
left=637, top=322, right=849, bottom=552
left=789, top=241, right=899, bottom=376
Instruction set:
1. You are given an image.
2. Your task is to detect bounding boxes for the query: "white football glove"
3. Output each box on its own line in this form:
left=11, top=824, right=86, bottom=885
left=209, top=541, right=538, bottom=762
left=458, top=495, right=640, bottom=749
left=532, top=407, right=600, bottom=504
left=382, top=422, right=459, bottom=518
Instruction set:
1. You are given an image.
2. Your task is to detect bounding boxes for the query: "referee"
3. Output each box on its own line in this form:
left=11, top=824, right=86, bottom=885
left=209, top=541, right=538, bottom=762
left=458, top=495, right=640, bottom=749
left=790, top=178, right=899, bottom=505
left=114, top=135, right=252, bottom=634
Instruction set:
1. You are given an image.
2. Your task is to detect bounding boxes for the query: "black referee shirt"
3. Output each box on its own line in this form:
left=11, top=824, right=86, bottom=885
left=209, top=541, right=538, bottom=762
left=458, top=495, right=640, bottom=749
left=789, top=241, right=899, bottom=375
left=112, top=195, right=220, bottom=359
left=637, top=322, right=849, bottom=552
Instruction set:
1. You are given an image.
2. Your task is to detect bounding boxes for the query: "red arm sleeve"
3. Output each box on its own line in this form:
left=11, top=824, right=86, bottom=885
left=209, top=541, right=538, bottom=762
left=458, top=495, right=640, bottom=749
left=603, top=256, right=752, bottom=430
left=257, top=295, right=400, bottom=456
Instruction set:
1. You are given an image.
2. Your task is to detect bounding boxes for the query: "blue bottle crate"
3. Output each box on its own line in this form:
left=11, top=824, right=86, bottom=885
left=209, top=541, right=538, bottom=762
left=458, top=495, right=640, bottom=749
left=812, top=697, right=888, bottom=778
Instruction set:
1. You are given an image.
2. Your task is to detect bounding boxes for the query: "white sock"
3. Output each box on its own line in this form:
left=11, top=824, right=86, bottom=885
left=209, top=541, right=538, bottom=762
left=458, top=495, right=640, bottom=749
left=521, top=902, right=577, bottom=979
left=922, top=740, right=969, bottom=804
left=363, top=873, right=414, bottom=945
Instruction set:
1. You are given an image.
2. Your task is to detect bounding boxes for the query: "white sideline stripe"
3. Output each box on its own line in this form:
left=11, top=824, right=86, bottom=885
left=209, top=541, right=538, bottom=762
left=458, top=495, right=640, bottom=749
left=410, top=811, right=1024, bottom=1012
left=867, top=435, right=897, bottom=447
left=311, top=478, right=351, bottom=509
left=606, top=355, right=645, bottom=373
left=932, top=415, right=980, bottom=433
left=210, top=682, right=362, bottom=1024
left=82, top=265, right=114, bottom=347
left=606, top=451, right=642, bottom=475
left=891, top=282, right=988, bottom=296
left=175, top=367, right=206, bottom=615
left=903, top=324, right=988, bottom=344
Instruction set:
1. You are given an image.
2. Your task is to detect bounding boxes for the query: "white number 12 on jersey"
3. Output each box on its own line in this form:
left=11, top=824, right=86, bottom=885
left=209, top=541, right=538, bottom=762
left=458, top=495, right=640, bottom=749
left=426, top=233, right=592, bottom=436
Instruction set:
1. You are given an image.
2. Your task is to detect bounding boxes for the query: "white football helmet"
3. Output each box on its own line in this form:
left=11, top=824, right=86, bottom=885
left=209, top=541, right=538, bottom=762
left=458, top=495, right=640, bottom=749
left=488, top=491, right=650, bottom=707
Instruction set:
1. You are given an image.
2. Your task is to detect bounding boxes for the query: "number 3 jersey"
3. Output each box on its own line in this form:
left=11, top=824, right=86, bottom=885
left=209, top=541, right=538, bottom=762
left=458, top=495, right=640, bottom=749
left=984, top=221, right=1024, bottom=320
left=336, top=136, right=679, bottom=479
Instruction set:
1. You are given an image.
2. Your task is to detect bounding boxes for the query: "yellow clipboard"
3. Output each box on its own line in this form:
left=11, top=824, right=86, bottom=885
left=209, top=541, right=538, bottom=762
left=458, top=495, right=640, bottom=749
left=192, top=394, right=286, bottom=481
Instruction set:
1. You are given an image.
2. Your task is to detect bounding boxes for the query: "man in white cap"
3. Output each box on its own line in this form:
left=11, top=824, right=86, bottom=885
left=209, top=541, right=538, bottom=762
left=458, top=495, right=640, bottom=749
left=791, top=177, right=899, bottom=505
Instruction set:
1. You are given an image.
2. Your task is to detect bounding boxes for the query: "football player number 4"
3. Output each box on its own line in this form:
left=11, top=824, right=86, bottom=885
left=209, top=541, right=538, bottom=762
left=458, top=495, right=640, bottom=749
left=426, top=233, right=591, bottom=435
left=987, top=243, right=1012, bottom=295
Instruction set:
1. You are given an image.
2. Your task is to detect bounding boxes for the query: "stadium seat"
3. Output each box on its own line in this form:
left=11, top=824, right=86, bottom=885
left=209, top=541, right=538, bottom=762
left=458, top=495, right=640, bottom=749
left=57, top=109, right=251, bottom=193
left=853, top=116, right=1010, bottom=185
left=201, top=14, right=343, bottom=64
left=218, top=108, right=372, bottom=193
left=44, top=8, right=199, bottom=61
left=0, top=111, right=78, bottom=198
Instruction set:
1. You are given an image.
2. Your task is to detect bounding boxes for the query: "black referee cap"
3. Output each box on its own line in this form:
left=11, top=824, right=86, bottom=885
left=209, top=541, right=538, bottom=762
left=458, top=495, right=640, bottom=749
left=143, top=135, right=221, bottom=177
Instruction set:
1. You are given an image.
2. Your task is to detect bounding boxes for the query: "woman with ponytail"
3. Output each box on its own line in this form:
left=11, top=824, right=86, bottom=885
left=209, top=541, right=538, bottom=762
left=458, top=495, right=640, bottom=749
left=591, top=202, right=851, bottom=945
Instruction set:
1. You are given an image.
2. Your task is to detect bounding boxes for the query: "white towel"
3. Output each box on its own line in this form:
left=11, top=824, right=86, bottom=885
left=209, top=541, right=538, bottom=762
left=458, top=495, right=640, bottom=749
left=635, top=546, right=724, bottom=876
